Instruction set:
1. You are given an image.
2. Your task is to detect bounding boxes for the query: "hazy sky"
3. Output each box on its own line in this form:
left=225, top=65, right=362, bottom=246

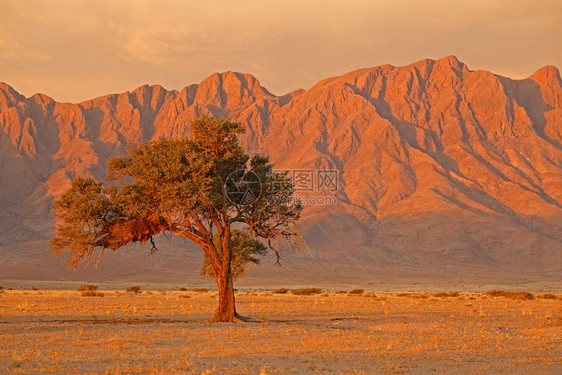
left=1, top=0, right=561, bottom=102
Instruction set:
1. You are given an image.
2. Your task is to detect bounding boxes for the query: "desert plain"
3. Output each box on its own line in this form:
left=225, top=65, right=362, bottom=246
left=0, top=288, right=560, bottom=374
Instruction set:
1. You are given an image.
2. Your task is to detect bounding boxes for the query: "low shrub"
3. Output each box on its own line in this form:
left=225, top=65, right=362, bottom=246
left=81, top=290, right=104, bottom=297
left=291, top=288, right=322, bottom=296
left=78, top=284, right=97, bottom=292
left=432, top=292, right=460, bottom=298
left=273, top=288, right=289, bottom=294
left=126, top=286, right=142, bottom=294
left=485, top=290, right=534, bottom=300
left=348, top=289, right=365, bottom=295
left=178, top=287, right=188, bottom=291
left=538, top=293, right=557, bottom=300
left=509, top=291, right=534, bottom=300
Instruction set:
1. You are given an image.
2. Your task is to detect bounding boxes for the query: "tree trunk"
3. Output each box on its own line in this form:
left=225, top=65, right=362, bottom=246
left=208, top=271, right=245, bottom=322
left=206, top=222, right=248, bottom=322
left=211, top=273, right=234, bottom=321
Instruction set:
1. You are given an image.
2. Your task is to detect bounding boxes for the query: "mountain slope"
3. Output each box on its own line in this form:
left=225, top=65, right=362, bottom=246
left=1, top=57, right=561, bottom=284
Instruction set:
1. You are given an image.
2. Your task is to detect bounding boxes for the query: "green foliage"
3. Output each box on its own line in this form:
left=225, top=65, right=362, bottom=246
left=50, top=116, right=305, bottom=321
left=50, top=177, right=120, bottom=265
left=126, top=286, right=142, bottom=294
left=51, top=116, right=303, bottom=268
left=201, top=229, right=267, bottom=280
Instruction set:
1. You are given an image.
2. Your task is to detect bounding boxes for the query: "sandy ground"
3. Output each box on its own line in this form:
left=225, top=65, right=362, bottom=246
left=0, top=289, right=560, bottom=374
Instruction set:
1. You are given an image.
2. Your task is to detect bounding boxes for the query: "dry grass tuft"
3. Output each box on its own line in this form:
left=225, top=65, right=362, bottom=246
left=538, top=293, right=557, bottom=300
left=291, top=288, right=322, bottom=295
left=348, top=289, right=365, bottom=295
left=395, top=292, right=428, bottom=298
left=77, top=284, right=97, bottom=292
left=432, top=292, right=460, bottom=298
left=81, top=290, right=104, bottom=297
left=192, top=288, right=209, bottom=293
left=126, top=286, right=142, bottom=294
left=486, top=290, right=534, bottom=300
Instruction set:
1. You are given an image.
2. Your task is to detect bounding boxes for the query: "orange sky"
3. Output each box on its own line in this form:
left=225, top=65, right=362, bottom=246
left=1, top=0, right=561, bottom=103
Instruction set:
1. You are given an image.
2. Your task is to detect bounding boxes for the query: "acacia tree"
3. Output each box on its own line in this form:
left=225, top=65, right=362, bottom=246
left=201, top=229, right=267, bottom=281
left=51, top=117, right=303, bottom=322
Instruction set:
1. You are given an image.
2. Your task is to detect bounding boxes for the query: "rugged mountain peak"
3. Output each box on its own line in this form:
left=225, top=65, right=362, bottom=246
left=31, top=93, right=55, bottom=105
left=194, top=71, right=273, bottom=109
left=435, top=55, right=464, bottom=69
left=526, top=65, right=562, bottom=110
left=404, top=55, right=467, bottom=77
left=530, top=65, right=561, bottom=83
left=0, top=82, right=25, bottom=107
left=1, top=60, right=561, bottom=278
left=130, top=83, right=151, bottom=97
left=127, top=83, right=174, bottom=110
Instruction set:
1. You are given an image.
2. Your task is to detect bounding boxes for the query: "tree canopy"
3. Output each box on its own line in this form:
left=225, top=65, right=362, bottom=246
left=51, top=116, right=304, bottom=321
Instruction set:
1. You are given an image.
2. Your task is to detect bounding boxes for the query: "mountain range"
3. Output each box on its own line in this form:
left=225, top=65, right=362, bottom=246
left=1, top=56, right=561, bottom=289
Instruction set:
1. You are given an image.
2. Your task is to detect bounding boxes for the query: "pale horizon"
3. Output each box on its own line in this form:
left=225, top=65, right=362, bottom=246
left=1, top=0, right=561, bottom=103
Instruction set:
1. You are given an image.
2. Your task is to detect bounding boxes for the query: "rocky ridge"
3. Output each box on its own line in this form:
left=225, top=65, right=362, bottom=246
left=1, top=56, right=561, bottom=281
